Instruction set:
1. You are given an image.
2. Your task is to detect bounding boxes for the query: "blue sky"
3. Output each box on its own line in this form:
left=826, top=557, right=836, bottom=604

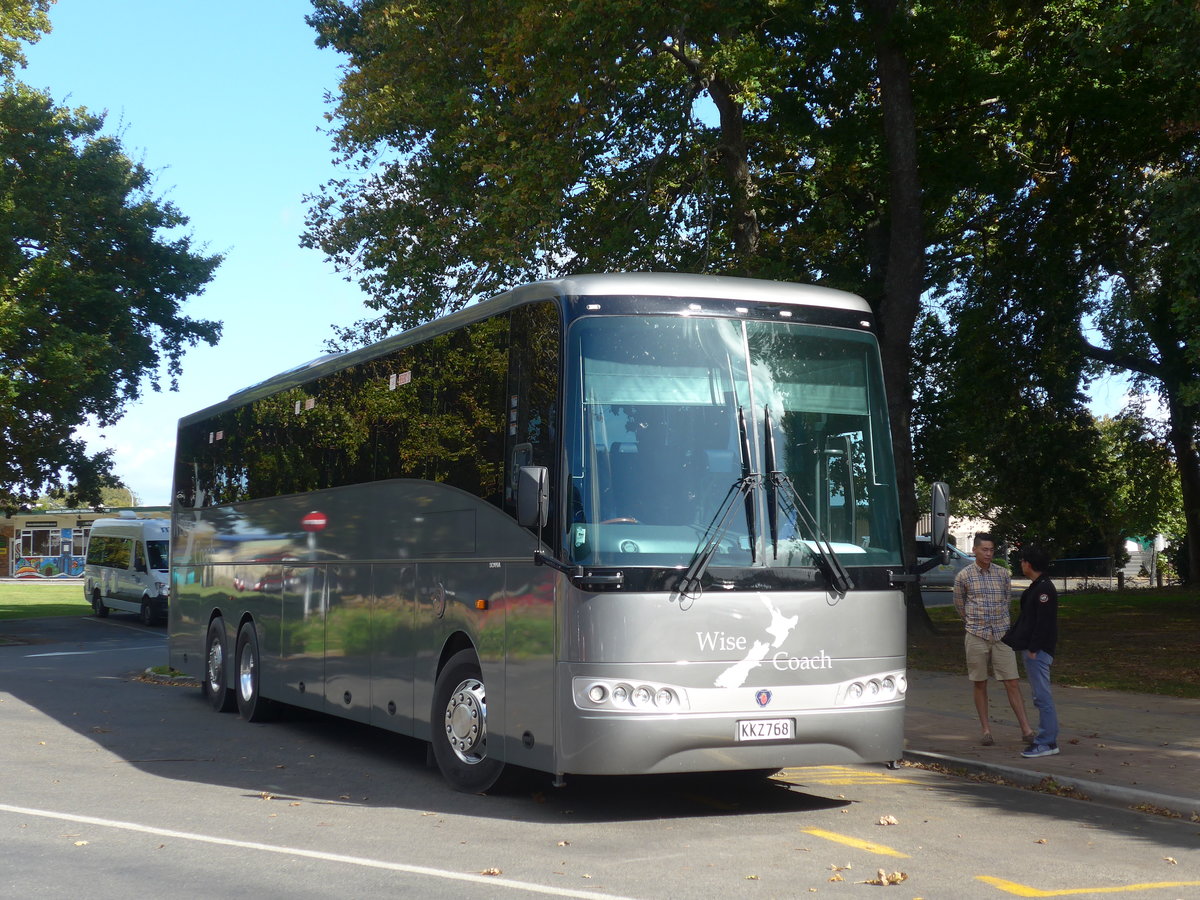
left=19, top=2, right=1138, bottom=507
left=21, top=1, right=370, bottom=505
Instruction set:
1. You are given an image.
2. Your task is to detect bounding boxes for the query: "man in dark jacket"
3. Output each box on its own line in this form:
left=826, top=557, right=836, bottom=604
left=1004, top=545, right=1059, bottom=758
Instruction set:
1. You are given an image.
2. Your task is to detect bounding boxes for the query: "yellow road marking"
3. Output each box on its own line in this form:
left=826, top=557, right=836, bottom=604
left=777, top=765, right=920, bottom=786
left=978, top=876, right=1200, bottom=896
left=800, top=827, right=909, bottom=858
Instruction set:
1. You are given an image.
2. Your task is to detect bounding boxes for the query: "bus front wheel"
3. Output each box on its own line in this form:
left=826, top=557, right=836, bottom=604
left=431, top=649, right=504, bottom=793
left=203, top=618, right=236, bottom=713
left=235, top=623, right=275, bottom=723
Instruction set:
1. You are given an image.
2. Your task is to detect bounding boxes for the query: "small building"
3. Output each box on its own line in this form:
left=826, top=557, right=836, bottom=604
left=0, top=508, right=169, bottom=578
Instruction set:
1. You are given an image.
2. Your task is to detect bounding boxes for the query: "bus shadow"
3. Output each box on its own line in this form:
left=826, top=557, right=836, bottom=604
left=249, top=701, right=851, bottom=822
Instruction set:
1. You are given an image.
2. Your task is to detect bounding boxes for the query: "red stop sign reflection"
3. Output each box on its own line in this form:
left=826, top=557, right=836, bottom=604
left=301, top=511, right=327, bottom=532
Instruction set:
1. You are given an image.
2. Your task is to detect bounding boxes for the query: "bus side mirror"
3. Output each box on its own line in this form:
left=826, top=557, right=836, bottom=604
left=517, top=466, right=549, bottom=529
left=930, top=481, right=950, bottom=560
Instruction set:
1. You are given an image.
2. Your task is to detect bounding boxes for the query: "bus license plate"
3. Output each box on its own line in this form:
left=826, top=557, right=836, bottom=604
left=736, top=718, right=794, bottom=742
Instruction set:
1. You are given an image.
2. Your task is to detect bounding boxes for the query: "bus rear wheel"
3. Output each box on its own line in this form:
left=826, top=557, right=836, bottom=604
left=235, top=623, right=275, bottom=723
left=431, top=649, right=504, bottom=793
left=203, top=617, right=236, bottom=713
left=139, top=599, right=154, bottom=626
left=91, top=590, right=109, bottom=618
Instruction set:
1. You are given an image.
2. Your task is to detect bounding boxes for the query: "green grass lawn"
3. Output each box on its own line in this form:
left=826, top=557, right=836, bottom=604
left=908, top=588, right=1200, bottom=698
left=0, top=581, right=91, bottom=621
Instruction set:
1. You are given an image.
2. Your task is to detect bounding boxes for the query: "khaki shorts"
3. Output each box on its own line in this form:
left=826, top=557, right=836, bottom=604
left=964, top=632, right=1019, bottom=682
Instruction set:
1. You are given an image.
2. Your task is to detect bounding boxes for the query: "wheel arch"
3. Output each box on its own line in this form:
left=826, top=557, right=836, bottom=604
left=435, top=631, right=478, bottom=682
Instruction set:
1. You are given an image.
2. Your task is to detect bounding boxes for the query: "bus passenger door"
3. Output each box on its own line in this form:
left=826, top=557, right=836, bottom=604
left=280, top=564, right=326, bottom=713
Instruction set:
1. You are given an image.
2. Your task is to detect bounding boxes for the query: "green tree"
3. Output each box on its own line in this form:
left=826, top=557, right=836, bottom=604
left=304, top=1, right=1200, bottom=595
left=1096, top=407, right=1183, bottom=553
left=922, top=1, right=1200, bottom=581
left=0, top=83, right=222, bottom=511
left=0, top=0, right=49, bottom=78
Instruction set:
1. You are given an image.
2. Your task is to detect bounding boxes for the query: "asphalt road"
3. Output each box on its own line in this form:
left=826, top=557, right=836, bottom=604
left=2, top=613, right=1197, bottom=899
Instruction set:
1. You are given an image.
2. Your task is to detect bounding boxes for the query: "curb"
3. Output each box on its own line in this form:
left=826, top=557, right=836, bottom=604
left=904, top=750, right=1200, bottom=821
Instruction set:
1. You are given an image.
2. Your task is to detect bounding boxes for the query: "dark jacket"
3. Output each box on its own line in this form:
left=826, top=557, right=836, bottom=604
left=1002, top=574, right=1058, bottom=656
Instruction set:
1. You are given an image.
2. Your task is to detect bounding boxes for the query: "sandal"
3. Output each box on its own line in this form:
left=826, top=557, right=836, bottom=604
left=981, top=733, right=994, bottom=746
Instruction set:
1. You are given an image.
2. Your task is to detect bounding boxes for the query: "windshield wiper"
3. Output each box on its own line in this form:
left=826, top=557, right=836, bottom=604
left=679, top=407, right=759, bottom=595
left=763, top=406, right=854, bottom=597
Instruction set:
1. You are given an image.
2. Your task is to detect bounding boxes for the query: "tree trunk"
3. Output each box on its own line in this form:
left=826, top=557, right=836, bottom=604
left=866, top=0, right=934, bottom=631
left=708, top=77, right=760, bottom=259
left=1164, top=392, right=1200, bottom=585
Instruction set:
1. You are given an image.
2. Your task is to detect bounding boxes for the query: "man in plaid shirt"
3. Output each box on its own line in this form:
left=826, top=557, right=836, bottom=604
left=953, top=533, right=1033, bottom=746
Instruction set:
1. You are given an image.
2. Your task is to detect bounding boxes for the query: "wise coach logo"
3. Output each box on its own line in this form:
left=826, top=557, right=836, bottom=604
left=705, top=596, right=832, bottom=689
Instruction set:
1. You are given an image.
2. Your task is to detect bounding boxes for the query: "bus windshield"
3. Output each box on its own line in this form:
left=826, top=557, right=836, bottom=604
left=564, top=314, right=901, bottom=571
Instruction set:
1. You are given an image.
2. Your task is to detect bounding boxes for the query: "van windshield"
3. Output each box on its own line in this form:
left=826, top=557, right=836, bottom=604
left=147, top=540, right=169, bottom=570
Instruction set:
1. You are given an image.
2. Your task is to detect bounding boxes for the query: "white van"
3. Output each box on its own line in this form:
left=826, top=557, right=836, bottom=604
left=83, top=515, right=170, bottom=625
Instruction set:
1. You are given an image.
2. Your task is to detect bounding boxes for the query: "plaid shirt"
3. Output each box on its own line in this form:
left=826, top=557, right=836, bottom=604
left=953, top=562, right=1012, bottom=641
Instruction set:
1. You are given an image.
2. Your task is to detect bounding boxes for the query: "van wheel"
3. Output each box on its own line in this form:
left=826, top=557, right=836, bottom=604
left=430, top=649, right=504, bottom=793
left=91, top=590, right=109, bottom=619
left=203, top=618, right=235, bottom=713
left=139, top=600, right=154, bottom=626
left=235, top=623, right=275, bottom=723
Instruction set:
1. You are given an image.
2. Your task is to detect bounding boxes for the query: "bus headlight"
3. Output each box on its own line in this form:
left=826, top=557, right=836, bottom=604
left=838, top=670, right=906, bottom=707
left=574, top=677, right=688, bottom=712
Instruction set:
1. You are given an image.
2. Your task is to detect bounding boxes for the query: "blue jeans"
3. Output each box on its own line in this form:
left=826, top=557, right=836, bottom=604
left=1024, top=650, right=1058, bottom=746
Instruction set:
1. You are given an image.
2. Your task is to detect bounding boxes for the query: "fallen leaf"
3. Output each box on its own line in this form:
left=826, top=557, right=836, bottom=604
left=745, top=875, right=759, bottom=880
left=558, top=840, right=570, bottom=847
left=480, top=867, right=502, bottom=876
left=859, top=868, right=907, bottom=886
left=829, top=873, right=844, bottom=882
left=1035, top=838, right=1047, bottom=844
left=74, top=841, right=88, bottom=847
left=877, top=815, right=899, bottom=826
left=1164, top=857, right=1177, bottom=865
left=258, top=792, right=274, bottom=801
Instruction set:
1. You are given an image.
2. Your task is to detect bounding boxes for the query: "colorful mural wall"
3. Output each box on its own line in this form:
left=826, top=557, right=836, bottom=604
left=1, top=509, right=169, bottom=578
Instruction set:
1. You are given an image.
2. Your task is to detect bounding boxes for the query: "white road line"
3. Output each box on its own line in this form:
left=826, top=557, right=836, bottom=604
left=25, top=646, right=162, bottom=658
left=0, top=802, right=639, bottom=900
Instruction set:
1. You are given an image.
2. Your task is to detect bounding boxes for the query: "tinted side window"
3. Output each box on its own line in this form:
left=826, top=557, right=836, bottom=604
left=505, top=302, right=561, bottom=527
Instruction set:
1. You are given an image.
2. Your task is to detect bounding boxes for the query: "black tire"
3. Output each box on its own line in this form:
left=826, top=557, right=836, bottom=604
left=139, top=599, right=154, bottom=626
left=235, top=623, right=275, bottom=723
left=203, top=618, right=235, bottom=713
left=91, top=590, right=109, bottom=619
left=430, top=649, right=504, bottom=793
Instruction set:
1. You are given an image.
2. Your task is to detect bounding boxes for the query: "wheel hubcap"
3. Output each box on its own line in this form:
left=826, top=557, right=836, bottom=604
left=207, top=639, right=223, bottom=693
left=238, top=643, right=256, bottom=702
left=444, top=678, right=487, bottom=765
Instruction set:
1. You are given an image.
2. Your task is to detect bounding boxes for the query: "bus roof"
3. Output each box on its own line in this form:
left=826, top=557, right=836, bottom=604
left=185, top=273, right=869, bottom=425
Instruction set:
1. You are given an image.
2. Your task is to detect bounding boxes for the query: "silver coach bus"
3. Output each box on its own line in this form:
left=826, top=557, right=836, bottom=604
left=169, top=273, right=927, bottom=792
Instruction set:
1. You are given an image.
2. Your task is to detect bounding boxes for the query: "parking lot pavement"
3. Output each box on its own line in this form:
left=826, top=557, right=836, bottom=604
left=904, top=668, right=1200, bottom=819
